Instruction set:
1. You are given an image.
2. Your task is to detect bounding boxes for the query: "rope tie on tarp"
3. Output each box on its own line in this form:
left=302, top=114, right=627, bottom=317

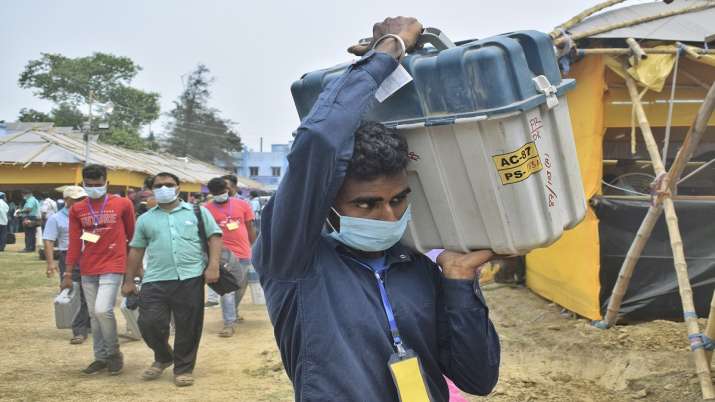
left=555, top=28, right=576, bottom=74
left=555, top=29, right=575, bottom=57
left=689, top=333, right=715, bottom=351
left=649, top=172, right=671, bottom=206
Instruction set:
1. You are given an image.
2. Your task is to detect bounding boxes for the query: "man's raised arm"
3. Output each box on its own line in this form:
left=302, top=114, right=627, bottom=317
left=253, top=18, right=423, bottom=280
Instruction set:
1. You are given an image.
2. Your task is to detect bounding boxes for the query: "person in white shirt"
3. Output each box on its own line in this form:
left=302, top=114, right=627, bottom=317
left=249, top=191, right=262, bottom=235
left=0, top=192, right=9, bottom=252
left=40, top=194, right=58, bottom=229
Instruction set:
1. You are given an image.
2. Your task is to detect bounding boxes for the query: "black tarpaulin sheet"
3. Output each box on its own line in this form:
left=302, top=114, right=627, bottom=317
left=595, top=197, right=715, bottom=322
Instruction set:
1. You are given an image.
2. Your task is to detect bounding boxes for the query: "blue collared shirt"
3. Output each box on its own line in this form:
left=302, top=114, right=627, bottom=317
left=42, top=208, right=69, bottom=250
left=253, top=51, right=500, bottom=402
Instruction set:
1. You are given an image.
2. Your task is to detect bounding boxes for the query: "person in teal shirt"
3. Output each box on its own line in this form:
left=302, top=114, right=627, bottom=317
left=123, top=172, right=222, bottom=387
left=20, top=189, right=41, bottom=252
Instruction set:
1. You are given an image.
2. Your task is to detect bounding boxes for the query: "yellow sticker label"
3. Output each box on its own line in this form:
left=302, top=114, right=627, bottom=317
left=492, top=142, right=543, bottom=185
left=226, top=221, right=239, bottom=231
left=81, top=231, right=100, bottom=243
left=389, top=357, right=431, bottom=402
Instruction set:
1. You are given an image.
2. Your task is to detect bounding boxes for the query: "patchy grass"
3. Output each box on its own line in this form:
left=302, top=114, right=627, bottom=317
left=0, top=240, right=293, bottom=402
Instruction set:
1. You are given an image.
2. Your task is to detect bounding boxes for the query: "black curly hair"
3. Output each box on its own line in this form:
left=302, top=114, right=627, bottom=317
left=346, top=121, right=409, bottom=181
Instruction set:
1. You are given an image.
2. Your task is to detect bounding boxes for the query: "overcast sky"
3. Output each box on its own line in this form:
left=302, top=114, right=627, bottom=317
left=1, top=0, right=651, bottom=151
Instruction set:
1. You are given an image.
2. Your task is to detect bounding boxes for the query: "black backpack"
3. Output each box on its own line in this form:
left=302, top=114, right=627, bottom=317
left=194, top=204, right=239, bottom=296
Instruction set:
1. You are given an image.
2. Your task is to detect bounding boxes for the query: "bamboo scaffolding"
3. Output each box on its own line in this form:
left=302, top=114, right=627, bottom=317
left=706, top=289, right=715, bottom=365
left=579, top=48, right=715, bottom=55
left=619, top=75, right=715, bottom=399
left=554, top=2, right=715, bottom=47
left=601, top=75, right=715, bottom=327
left=550, top=0, right=628, bottom=39
left=603, top=80, right=715, bottom=327
left=626, top=37, right=647, bottom=64
left=680, top=42, right=704, bottom=60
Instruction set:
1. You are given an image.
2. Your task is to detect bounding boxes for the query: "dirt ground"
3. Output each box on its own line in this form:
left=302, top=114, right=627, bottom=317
left=0, top=235, right=706, bottom=401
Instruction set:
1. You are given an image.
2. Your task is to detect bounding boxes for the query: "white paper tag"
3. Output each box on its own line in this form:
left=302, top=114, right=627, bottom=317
left=375, top=64, right=413, bottom=103
left=81, top=231, right=100, bottom=243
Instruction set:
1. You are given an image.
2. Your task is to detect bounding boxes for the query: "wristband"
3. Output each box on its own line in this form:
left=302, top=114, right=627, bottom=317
left=372, top=34, right=406, bottom=61
left=62, top=272, right=73, bottom=277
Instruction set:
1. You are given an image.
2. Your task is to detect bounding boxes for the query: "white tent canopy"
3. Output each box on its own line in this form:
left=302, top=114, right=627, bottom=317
left=569, top=0, right=715, bottom=43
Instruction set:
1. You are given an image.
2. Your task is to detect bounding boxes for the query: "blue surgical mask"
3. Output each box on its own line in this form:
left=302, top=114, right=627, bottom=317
left=154, top=186, right=178, bottom=204
left=327, top=205, right=412, bottom=252
left=213, top=193, right=229, bottom=203
left=83, top=185, right=107, bottom=200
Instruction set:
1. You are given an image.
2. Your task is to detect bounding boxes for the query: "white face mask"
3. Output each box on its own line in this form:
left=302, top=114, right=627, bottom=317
left=83, top=185, right=107, bottom=200
left=213, top=193, right=229, bottom=203
left=153, top=186, right=178, bottom=204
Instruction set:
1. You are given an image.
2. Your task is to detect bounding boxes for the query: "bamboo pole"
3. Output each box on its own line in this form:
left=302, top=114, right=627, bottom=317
left=550, top=0, right=628, bottom=38
left=601, top=203, right=663, bottom=323
left=626, top=38, right=647, bottom=65
left=680, top=42, right=703, bottom=60
left=555, top=2, right=715, bottom=47
left=600, top=79, right=715, bottom=330
left=623, top=75, right=714, bottom=400
left=667, top=82, right=715, bottom=186
left=579, top=48, right=715, bottom=55
left=706, top=289, right=715, bottom=365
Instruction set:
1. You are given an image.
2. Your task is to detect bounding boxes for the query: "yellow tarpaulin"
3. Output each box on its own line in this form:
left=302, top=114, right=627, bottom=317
left=605, top=45, right=677, bottom=92
left=605, top=45, right=715, bottom=93
left=526, top=208, right=602, bottom=319
left=526, top=55, right=606, bottom=320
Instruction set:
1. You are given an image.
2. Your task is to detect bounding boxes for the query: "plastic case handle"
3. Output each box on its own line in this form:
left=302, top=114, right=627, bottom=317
left=358, top=27, right=456, bottom=53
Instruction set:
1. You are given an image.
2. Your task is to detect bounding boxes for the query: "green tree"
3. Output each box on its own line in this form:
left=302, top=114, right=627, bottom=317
left=165, top=64, right=242, bottom=167
left=50, top=103, right=84, bottom=128
left=145, top=131, right=160, bottom=151
left=18, top=52, right=160, bottom=149
left=18, top=108, right=51, bottom=122
left=101, top=127, right=147, bottom=150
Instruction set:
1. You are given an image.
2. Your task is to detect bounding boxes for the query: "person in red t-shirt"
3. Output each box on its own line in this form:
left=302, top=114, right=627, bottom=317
left=205, top=177, right=256, bottom=337
left=62, top=164, right=135, bottom=376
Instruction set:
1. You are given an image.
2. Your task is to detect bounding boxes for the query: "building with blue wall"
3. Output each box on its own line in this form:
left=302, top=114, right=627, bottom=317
left=233, top=143, right=290, bottom=191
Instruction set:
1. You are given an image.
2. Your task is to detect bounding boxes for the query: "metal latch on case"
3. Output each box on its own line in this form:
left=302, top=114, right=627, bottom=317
left=533, top=75, right=559, bottom=109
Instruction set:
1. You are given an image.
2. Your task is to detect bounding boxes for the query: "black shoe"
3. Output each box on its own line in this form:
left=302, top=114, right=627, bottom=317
left=82, top=360, right=107, bottom=375
left=107, top=352, right=124, bottom=375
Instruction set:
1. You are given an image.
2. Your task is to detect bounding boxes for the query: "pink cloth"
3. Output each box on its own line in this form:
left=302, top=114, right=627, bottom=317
left=446, top=377, right=468, bottom=402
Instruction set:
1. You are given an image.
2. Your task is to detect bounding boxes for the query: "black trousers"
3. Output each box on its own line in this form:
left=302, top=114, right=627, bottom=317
left=24, top=222, right=36, bottom=251
left=0, top=224, right=6, bottom=251
left=138, top=276, right=204, bottom=375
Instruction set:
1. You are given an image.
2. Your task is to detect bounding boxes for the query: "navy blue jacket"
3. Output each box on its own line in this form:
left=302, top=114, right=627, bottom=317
left=253, top=50, right=500, bottom=402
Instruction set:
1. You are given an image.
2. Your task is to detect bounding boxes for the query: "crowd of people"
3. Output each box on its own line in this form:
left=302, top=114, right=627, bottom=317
left=4, top=165, right=262, bottom=387
left=0, top=189, right=61, bottom=253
